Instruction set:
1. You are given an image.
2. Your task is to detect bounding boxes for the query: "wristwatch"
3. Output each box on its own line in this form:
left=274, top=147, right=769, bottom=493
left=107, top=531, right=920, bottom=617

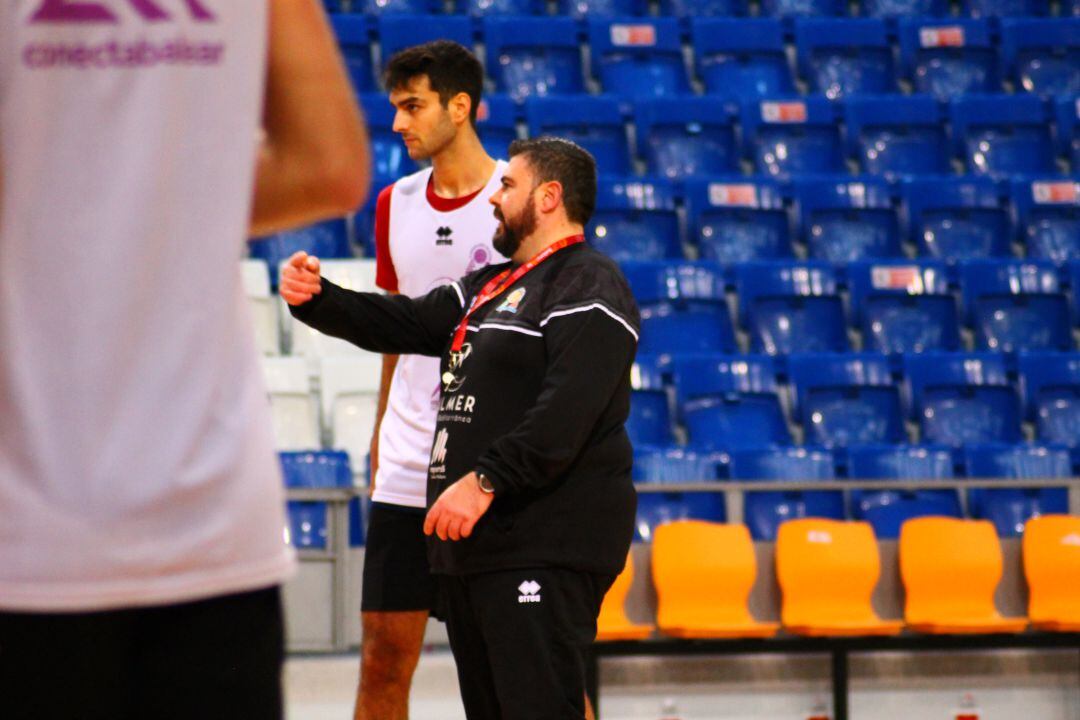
left=476, top=472, right=495, bottom=494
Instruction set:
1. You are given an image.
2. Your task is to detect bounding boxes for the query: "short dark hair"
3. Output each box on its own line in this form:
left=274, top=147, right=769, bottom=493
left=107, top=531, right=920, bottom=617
left=383, top=41, right=484, bottom=125
left=508, top=137, right=598, bottom=226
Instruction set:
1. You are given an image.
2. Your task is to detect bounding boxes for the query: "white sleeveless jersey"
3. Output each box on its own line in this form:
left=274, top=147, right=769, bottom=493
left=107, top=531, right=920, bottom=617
left=0, top=0, right=294, bottom=611
left=373, top=162, right=506, bottom=507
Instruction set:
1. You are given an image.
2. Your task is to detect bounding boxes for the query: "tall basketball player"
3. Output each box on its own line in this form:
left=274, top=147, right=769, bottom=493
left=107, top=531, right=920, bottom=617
left=353, top=41, right=503, bottom=720
left=0, top=2, right=368, bottom=718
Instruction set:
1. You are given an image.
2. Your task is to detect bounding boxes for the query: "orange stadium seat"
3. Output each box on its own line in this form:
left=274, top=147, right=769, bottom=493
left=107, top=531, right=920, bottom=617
left=1023, top=514, right=1080, bottom=632
left=900, top=517, right=1028, bottom=634
left=652, top=520, right=779, bottom=639
left=595, top=552, right=655, bottom=641
left=776, top=519, right=904, bottom=637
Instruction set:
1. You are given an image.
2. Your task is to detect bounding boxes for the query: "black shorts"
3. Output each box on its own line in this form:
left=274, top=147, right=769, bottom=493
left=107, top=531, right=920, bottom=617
left=0, top=586, right=284, bottom=720
left=361, top=501, right=436, bottom=612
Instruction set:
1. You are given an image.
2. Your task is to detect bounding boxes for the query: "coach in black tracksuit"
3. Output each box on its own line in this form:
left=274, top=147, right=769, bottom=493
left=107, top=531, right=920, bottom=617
left=282, top=137, right=639, bottom=720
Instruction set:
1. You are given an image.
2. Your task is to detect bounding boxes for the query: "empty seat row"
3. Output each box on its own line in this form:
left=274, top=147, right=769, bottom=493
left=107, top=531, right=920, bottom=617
left=330, top=0, right=1080, bottom=20
left=599, top=516, right=1080, bottom=642
left=337, top=14, right=1080, bottom=102
left=632, top=442, right=1071, bottom=538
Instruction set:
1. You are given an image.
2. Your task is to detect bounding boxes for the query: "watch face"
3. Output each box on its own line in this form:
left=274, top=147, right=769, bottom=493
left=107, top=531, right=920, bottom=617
left=478, top=475, right=495, bottom=493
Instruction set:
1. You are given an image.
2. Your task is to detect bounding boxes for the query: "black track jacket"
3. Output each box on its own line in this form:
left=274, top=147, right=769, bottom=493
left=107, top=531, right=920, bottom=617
left=290, top=243, right=640, bottom=577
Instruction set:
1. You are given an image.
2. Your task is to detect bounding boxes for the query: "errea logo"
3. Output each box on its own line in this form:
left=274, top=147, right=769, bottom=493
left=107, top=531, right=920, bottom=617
left=518, top=580, right=541, bottom=603
left=31, top=0, right=216, bottom=23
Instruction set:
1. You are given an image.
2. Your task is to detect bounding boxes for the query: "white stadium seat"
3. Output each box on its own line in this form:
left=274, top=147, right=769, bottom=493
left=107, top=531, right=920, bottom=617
left=241, top=259, right=280, bottom=355
left=261, top=357, right=320, bottom=450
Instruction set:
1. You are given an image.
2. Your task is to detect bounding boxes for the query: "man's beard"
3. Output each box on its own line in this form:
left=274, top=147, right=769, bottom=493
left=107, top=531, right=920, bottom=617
left=493, top=200, right=537, bottom=259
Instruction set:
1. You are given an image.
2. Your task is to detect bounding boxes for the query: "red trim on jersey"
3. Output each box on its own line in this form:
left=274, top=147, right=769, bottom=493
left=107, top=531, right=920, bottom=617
left=374, top=184, right=398, bottom=293
left=426, top=176, right=483, bottom=212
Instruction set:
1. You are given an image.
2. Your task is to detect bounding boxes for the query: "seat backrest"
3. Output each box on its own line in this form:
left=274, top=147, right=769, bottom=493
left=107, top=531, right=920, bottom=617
left=634, top=97, right=739, bottom=179
left=900, top=176, right=1010, bottom=260
left=588, top=178, right=682, bottom=259
left=484, top=17, right=584, bottom=100
left=1018, top=351, right=1080, bottom=421
left=685, top=176, right=792, bottom=263
left=861, top=0, right=948, bottom=16
left=684, top=394, right=791, bottom=449
left=961, top=0, right=1048, bottom=15
left=958, top=259, right=1071, bottom=353
left=846, top=260, right=959, bottom=354
left=279, top=450, right=353, bottom=489
left=691, top=18, right=794, bottom=98
left=776, top=519, right=882, bottom=627
left=1000, top=19, right=1080, bottom=98
left=559, top=0, right=646, bottom=17
left=1011, top=178, right=1080, bottom=263
left=379, top=15, right=474, bottom=70
left=760, top=0, right=845, bottom=17
left=597, top=552, right=639, bottom=633
left=628, top=389, right=675, bottom=445
left=792, top=176, right=901, bottom=261
left=897, top=19, right=999, bottom=101
left=526, top=96, right=629, bottom=174
left=734, top=261, right=848, bottom=354
left=903, top=350, right=1012, bottom=416
left=950, top=95, right=1055, bottom=176
left=458, top=0, right=545, bottom=15
left=331, top=14, right=374, bottom=93
left=788, top=353, right=903, bottom=446
left=661, top=0, right=748, bottom=15
left=900, top=517, right=1005, bottom=623
left=588, top=18, right=688, bottom=100
left=1054, top=96, right=1079, bottom=163
left=633, top=445, right=724, bottom=483
left=355, top=0, right=436, bottom=14
left=964, top=442, right=1072, bottom=480
left=842, top=95, right=949, bottom=176
left=635, top=491, right=727, bottom=541
left=671, top=353, right=779, bottom=409
left=795, top=19, right=896, bottom=98
left=1023, top=514, right=1080, bottom=622
left=740, top=97, right=844, bottom=176
left=621, top=260, right=726, bottom=308
left=653, top=520, right=760, bottom=625
left=639, top=307, right=738, bottom=356
left=476, top=94, right=519, bottom=160
left=787, top=352, right=895, bottom=417
left=965, top=442, right=1072, bottom=536
left=320, top=355, right=382, bottom=426
left=848, top=443, right=956, bottom=480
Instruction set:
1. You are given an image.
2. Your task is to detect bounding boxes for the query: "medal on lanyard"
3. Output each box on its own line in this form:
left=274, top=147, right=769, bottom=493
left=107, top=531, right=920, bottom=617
left=441, top=235, right=585, bottom=389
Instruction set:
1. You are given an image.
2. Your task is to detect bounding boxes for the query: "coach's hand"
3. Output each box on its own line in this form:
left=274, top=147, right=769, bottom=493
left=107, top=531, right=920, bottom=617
left=280, top=251, right=323, bottom=306
left=424, top=472, right=494, bottom=542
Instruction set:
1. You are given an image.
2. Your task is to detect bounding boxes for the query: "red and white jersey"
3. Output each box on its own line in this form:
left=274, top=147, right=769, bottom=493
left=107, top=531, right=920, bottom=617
left=0, top=0, right=294, bottom=611
left=373, top=162, right=506, bottom=507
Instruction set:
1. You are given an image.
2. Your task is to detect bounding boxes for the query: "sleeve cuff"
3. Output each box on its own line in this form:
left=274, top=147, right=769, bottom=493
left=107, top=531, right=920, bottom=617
left=475, top=462, right=513, bottom=498
left=288, top=277, right=331, bottom=321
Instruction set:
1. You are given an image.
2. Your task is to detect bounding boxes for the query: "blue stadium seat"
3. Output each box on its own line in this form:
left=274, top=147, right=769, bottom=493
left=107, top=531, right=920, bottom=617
left=484, top=17, right=584, bottom=101
left=634, top=97, right=739, bottom=180
left=740, top=97, right=845, bottom=177
left=787, top=353, right=905, bottom=447
left=287, top=501, right=328, bottom=549
left=378, top=16, right=474, bottom=71
left=670, top=353, right=780, bottom=409
left=1018, top=351, right=1080, bottom=445
left=859, top=0, right=948, bottom=16
left=330, top=14, right=374, bottom=93
left=903, top=351, right=1021, bottom=446
left=250, top=219, right=352, bottom=287
left=588, top=18, right=690, bottom=99
left=476, top=95, right=518, bottom=160
left=847, top=260, right=961, bottom=354
left=280, top=451, right=354, bottom=488
left=359, top=93, right=418, bottom=179
left=1055, top=96, right=1080, bottom=167
left=621, top=260, right=727, bottom=308
left=526, top=96, right=630, bottom=175
left=691, top=19, right=795, bottom=99
left=684, top=394, right=791, bottom=450
left=950, top=95, right=1056, bottom=177
left=457, top=0, right=544, bottom=15
left=685, top=177, right=794, bottom=263
left=959, top=259, right=1072, bottom=353
left=324, top=0, right=342, bottom=11
left=634, top=445, right=725, bottom=483
left=900, top=176, right=1011, bottom=260
left=960, top=0, right=1048, bottom=17
left=588, top=179, right=683, bottom=261
left=1012, top=178, right=1080, bottom=263
left=963, top=443, right=1070, bottom=537
left=559, top=0, right=646, bottom=15
left=1069, top=0, right=1080, bottom=15
left=898, top=19, right=1000, bottom=102
left=843, top=95, right=950, bottom=177
left=661, top=0, right=749, bottom=16
left=354, top=0, right=437, bottom=14
left=1000, top=19, right=1080, bottom=98
left=634, top=491, right=726, bottom=541
left=726, top=447, right=844, bottom=541
left=734, top=261, right=850, bottom=354
left=795, top=19, right=897, bottom=99
left=760, top=0, right=845, bottom=17
left=792, top=176, right=902, bottom=261
left=628, top=390, right=676, bottom=445
left=846, top=444, right=962, bottom=540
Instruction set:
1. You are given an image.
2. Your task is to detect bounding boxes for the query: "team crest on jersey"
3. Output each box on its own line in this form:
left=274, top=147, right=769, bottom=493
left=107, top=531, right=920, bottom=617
left=496, top=288, right=526, bottom=314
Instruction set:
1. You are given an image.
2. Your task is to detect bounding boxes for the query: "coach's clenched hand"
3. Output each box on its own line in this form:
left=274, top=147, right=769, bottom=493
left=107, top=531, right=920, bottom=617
left=424, top=472, right=494, bottom=542
left=280, top=251, right=323, bottom=306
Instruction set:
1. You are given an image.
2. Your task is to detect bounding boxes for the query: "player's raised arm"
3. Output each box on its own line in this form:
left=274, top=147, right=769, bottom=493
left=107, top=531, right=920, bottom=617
left=251, top=0, right=371, bottom=236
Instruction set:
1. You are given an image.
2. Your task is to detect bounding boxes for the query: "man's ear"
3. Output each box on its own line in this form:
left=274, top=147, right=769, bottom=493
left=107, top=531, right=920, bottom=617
left=538, top=180, right=564, bottom=214
left=448, top=92, right=472, bottom=127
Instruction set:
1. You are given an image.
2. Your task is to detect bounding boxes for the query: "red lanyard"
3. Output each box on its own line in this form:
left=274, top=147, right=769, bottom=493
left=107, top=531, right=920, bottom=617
left=449, top=234, right=585, bottom=355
